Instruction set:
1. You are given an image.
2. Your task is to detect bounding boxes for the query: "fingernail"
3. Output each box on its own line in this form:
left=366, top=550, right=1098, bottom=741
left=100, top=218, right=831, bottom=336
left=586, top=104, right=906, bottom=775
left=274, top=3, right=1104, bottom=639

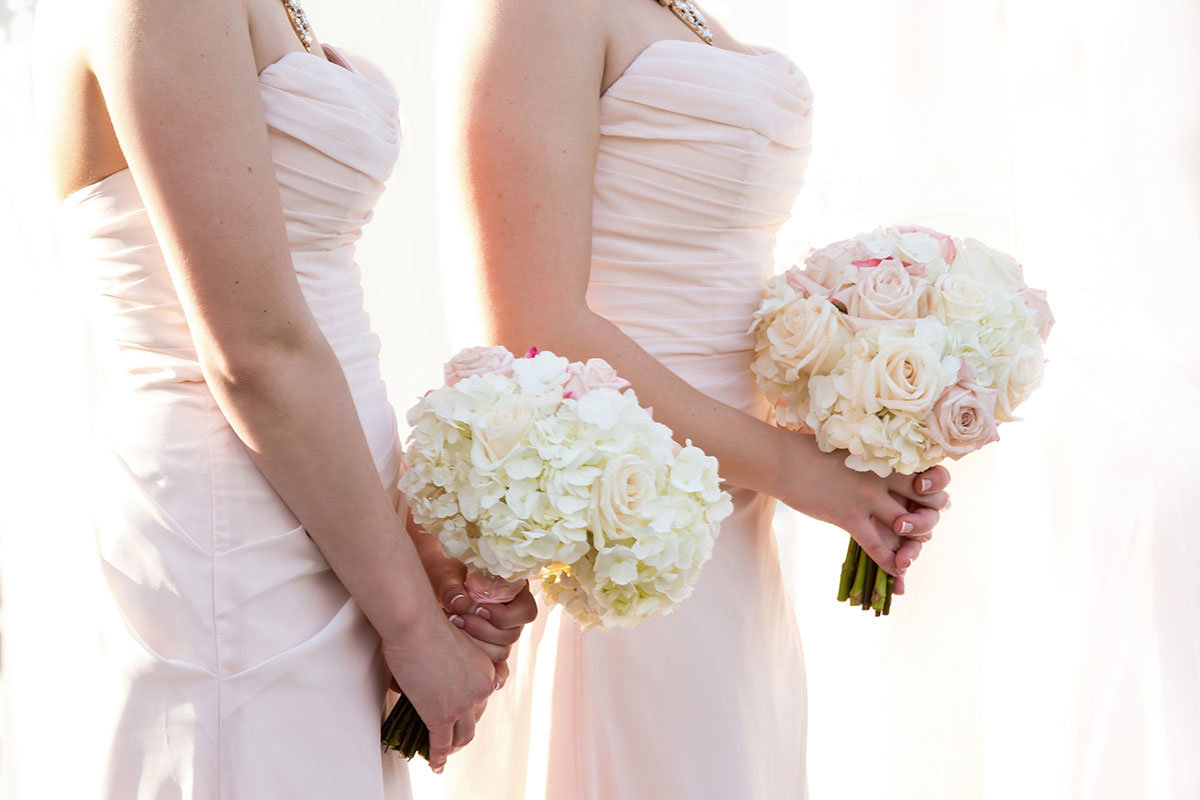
left=449, top=614, right=465, bottom=629
left=945, top=498, right=953, bottom=510
left=474, top=607, right=492, bottom=620
left=918, top=478, right=932, bottom=492
left=433, top=765, right=444, bottom=774
left=449, top=593, right=467, bottom=608
left=494, top=680, right=502, bottom=691
left=899, top=520, right=914, bottom=534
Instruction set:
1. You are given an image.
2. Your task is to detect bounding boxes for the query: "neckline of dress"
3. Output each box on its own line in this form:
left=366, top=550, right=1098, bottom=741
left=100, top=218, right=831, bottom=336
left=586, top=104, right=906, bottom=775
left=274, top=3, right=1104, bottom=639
left=258, top=43, right=356, bottom=80
left=602, top=38, right=800, bottom=98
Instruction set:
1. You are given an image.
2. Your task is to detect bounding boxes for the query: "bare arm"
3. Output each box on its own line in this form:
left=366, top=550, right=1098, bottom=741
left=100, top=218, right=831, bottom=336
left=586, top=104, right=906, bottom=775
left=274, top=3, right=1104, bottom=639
left=455, top=0, right=948, bottom=579
left=87, top=0, right=491, bottom=767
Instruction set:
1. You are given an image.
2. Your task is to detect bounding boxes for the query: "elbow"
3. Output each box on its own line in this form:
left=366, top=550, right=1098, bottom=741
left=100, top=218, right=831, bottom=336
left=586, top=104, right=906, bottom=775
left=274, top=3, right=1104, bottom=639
left=199, top=326, right=330, bottom=399
left=487, top=300, right=598, bottom=353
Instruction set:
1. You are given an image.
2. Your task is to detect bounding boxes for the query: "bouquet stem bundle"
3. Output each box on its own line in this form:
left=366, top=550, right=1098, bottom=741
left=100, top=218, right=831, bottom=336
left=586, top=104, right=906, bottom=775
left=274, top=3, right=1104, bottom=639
left=836, top=538, right=893, bottom=616
left=381, top=695, right=430, bottom=760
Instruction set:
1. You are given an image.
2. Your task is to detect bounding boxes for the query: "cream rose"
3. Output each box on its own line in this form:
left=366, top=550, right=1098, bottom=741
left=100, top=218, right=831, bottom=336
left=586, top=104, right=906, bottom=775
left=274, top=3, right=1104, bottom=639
left=590, top=454, right=658, bottom=548
left=951, top=239, right=1025, bottom=293
left=470, top=395, right=537, bottom=472
left=764, top=294, right=853, bottom=376
left=995, top=336, right=1045, bottom=422
left=856, top=328, right=952, bottom=415
left=934, top=273, right=991, bottom=323
left=926, top=364, right=1000, bottom=459
left=445, top=346, right=514, bottom=385
left=847, top=258, right=929, bottom=321
left=895, top=225, right=957, bottom=265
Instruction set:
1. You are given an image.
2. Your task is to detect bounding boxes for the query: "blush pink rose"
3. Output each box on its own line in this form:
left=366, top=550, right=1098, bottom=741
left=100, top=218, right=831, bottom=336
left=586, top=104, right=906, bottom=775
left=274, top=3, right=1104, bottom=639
left=926, top=363, right=1000, bottom=459
left=1019, top=288, right=1055, bottom=342
left=563, top=358, right=631, bottom=398
left=444, top=346, right=515, bottom=385
left=581, top=358, right=631, bottom=392
left=801, top=241, right=873, bottom=291
left=846, top=258, right=929, bottom=321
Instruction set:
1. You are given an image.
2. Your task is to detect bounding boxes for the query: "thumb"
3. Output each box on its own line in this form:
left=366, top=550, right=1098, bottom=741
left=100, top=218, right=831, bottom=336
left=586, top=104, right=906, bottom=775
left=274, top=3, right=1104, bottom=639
left=435, top=569, right=472, bottom=615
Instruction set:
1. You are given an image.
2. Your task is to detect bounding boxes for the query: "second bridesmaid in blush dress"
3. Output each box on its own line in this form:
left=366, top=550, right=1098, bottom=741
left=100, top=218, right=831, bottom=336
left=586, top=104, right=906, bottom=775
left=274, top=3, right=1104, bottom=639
left=437, top=1, right=952, bottom=798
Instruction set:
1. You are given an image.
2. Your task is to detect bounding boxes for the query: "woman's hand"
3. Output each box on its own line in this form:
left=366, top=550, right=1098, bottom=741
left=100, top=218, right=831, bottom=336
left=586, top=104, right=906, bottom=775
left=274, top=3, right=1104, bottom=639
left=407, top=516, right=538, bottom=686
left=382, top=616, right=497, bottom=773
left=777, top=434, right=950, bottom=585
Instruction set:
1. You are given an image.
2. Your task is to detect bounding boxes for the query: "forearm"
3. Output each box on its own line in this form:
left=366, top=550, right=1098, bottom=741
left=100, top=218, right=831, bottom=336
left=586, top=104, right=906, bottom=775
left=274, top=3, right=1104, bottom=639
left=207, top=343, right=442, bottom=644
left=488, top=306, right=788, bottom=498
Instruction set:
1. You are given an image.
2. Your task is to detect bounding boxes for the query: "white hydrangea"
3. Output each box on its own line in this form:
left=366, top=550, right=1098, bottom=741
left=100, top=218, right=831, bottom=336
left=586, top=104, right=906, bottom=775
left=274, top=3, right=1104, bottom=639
left=401, top=347, right=734, bottom=630
left=752, top=228, right=1052, bottom=476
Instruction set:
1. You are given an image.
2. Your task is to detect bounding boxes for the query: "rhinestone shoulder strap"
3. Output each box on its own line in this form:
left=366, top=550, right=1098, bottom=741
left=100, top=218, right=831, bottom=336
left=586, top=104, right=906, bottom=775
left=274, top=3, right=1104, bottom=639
left=281, top=0, right=315, bottom=52
left=656, top=0, right=714, bottom=45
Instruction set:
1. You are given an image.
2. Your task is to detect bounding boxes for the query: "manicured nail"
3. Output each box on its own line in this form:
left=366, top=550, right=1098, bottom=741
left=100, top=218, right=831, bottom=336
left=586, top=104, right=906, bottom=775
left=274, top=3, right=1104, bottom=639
left=899, top=520, right=914, bottom=534
left=494, top=680, right=502, bottom=691
left=918, top=478, right=932, bottom=492
left=945, top=498, right=953, bottom=510
left=475, top=607, right=492, bottom=620
left=449, top=593, right=467, bottom=607
left=449, top=614, right=465, bottom=629
left=433, top=765, right=444, bottom=774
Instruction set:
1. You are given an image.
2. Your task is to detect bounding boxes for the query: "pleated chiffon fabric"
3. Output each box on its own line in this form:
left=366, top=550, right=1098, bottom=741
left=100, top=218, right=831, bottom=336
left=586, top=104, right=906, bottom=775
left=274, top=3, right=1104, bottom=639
left=444, top=40, right=815, bottom=800
left=56, top=47, right=410, bottom=799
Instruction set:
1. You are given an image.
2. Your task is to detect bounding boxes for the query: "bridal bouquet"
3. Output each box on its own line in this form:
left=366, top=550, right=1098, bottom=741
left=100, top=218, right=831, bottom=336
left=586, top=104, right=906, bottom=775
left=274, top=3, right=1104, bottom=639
left=750, top=226, right=1053, bottom=615
left=382, top=346, right=733, bottom=758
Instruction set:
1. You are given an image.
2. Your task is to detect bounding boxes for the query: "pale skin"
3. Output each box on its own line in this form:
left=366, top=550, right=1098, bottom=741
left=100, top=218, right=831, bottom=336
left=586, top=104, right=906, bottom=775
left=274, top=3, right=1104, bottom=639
left=448, top=0, right=951, bottom=593
left=34, top=0, right=532, bottom=771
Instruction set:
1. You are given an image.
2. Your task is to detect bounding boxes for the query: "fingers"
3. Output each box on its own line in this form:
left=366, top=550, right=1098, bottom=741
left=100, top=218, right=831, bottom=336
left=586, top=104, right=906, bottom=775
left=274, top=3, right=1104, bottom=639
left=855, top=517, right=899, bottom=577
left=895, top=537, right=923, bottom=572
left=893, top=505, right=939, bottom=539
left=894, top=574, right=906, bottom=595
left=451, top=713, right=477, bottom=752
left=886, top=466, right=951, bottom=510
left=493, top=659, right=510, bottom=691
left=450, top=614, right=514, bottom=662
left=481, top=584, right=538, bottom=629
left=427, top=724, right=453, bottom=774
left=915, top=465, right=950, bottom=494
left=434, top=568, right=472, bottom=616
left=457, top=611, right=522, bottom=647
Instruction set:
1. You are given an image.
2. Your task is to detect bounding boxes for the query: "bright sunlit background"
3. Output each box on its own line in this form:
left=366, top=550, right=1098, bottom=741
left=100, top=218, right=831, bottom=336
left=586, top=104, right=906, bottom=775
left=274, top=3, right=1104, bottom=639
left=2, top=0, right=1197, bottom=797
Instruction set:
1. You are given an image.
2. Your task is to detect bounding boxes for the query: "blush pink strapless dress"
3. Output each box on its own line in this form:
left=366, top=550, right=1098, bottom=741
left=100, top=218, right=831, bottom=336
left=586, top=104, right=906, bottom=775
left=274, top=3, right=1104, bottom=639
left=56, top=48, right=410, bottom=799
left=442, top=40, right=815, bottom=800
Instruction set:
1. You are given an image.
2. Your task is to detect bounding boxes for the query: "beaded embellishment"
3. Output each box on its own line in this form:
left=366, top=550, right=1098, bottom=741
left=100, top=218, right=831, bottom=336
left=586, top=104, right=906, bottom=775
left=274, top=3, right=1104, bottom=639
left=657, top=0, right=714, bottom=45
left=281, top=0, right=314, bottom=52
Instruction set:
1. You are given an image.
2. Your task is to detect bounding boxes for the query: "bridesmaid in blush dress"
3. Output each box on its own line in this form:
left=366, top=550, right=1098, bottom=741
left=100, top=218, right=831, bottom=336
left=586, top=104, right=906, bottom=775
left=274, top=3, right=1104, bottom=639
left=34, top=0, right=527, bottom=795
left=438, top=1, right=953, bottom=798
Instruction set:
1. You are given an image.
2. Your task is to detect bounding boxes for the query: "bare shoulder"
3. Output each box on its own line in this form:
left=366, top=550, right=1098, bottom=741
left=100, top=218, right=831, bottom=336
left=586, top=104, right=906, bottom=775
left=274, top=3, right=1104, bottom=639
left=456, top=0, right=607, bottom=93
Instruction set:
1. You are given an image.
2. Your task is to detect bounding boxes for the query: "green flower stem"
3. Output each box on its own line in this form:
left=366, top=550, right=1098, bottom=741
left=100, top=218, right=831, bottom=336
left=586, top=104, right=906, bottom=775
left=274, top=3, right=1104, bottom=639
left=837, top=538, right=860, bottom=602
left=848, top=545, right=869, bottom=605
left=871, top=564, right=888, bottom=613
left=861, top=558, right=878, bottom=611
left=381, top=695, right=430, bottom=761
left=882, top=574, right=895, bottom=615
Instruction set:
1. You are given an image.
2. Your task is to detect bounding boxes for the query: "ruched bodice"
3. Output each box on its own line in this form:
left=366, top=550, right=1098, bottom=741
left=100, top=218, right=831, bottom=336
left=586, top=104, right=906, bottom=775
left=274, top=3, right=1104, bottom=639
left=60, top=49, right=401, bottom=469
left=450, top=40, right=813, bottom=800
left=589, top=39, right=813, bottom=414
left=58, top=47, right=409, bottom=799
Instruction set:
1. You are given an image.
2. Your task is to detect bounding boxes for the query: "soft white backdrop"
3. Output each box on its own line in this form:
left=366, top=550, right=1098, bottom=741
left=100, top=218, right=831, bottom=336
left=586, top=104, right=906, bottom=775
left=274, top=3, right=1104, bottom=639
left=2, top=1, right=1197, bottom=798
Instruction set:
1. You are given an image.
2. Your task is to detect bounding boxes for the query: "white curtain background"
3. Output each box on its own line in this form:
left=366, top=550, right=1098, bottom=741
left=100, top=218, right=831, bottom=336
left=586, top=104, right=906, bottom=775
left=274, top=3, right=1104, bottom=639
left=2, top=1, right=1196, bottom=798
